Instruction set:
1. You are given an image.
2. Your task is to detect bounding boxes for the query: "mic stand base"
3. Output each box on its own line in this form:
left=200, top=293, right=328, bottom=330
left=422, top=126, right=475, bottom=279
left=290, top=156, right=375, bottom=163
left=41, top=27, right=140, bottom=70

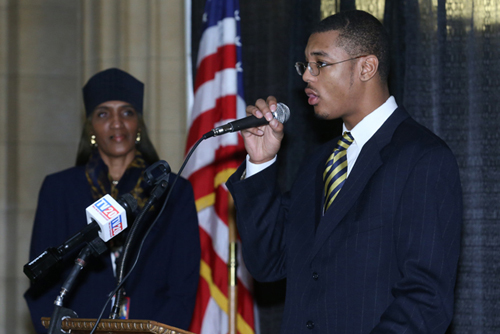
left=47, top=305, right=78, bottom=334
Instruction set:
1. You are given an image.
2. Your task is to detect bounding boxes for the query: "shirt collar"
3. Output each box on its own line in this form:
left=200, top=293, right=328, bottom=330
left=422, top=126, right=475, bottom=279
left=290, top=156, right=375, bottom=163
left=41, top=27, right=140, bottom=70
left=343, top=96, right=398, bottom=151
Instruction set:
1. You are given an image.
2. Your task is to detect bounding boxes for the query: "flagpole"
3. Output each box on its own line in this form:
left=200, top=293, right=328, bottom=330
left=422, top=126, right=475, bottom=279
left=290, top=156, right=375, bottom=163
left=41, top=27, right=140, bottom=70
left=184, top=0, right=193, bottom=128
left=228, top=193, right=238, bottom=334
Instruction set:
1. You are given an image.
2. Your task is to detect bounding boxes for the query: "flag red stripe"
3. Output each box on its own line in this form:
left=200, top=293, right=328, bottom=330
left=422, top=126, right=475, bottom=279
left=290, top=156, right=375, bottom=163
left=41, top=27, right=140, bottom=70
left=186, top=95, right=239, bottom=153
left=213, top=186, right=229, bottom=224
left=185, top=109, right=220, bottom=155
left=188, top=146, right=245, bottom=202
left=194, top=44, right=238, bottom=93
left=189, top=275, right=210, bottom=334
left=199, top=227, right=255, bottom=328
left=190, top=166, right=216, bottom=202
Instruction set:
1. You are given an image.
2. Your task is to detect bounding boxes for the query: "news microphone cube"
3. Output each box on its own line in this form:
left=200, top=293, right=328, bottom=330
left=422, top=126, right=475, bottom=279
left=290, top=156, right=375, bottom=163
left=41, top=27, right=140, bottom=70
left=86, top=194, right=128, bottom=242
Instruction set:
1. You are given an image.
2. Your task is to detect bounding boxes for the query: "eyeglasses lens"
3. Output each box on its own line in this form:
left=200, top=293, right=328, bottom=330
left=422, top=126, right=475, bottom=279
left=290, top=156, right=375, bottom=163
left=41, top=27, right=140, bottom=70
left=295, top=63, right=306, bottom=76
left=295, top=62, right=322, bottom=76
left=309, top=63, right=320, bottom=76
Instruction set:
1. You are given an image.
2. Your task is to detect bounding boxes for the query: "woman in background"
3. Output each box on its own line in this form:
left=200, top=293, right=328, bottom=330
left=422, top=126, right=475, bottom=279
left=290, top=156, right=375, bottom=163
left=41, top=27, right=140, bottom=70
left=24, top=68, right=200, bottom=333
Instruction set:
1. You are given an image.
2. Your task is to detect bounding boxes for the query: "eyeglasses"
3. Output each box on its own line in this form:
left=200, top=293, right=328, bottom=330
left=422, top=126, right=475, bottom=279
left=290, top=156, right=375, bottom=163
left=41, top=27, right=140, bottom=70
left=295, top=55, right=367, bottom=76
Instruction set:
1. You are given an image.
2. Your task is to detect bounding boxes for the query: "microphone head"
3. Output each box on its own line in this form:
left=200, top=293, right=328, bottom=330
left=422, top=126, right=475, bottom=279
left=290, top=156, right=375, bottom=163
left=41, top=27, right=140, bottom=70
left=117, top=193, right=139, bottom=215
left=274, top=103, right=290, bottom=124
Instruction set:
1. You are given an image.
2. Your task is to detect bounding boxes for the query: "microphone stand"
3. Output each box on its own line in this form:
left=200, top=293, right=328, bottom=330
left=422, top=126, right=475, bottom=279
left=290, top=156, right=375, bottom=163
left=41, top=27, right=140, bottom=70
left=109, top=160, right=171, bottom=319
left=24, top=194, right=138, bottom=282
left=47, top=237, right=107, bottom=334
left=90, top=133, right=237, bottom=332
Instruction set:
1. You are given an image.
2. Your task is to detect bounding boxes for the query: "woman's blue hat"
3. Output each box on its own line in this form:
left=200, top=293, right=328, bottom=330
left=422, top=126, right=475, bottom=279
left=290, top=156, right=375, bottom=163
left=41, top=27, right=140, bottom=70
left=83, top=68, right=144, bottom=116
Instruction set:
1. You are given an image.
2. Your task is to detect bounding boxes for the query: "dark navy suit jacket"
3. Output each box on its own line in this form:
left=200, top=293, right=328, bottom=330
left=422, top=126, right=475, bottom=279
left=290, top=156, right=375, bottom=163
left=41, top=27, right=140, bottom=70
left=227, top=107, right=462, bottom=333
left=24, top=166, right=200, bottom=333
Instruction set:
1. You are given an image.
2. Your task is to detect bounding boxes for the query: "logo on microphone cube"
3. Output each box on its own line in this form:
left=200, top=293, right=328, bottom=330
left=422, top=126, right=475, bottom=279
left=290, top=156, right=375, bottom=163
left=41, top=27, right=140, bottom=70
left=86, top=194, right=128, bottom=242
left=93, top=197, right=124, bottom=237
left=109, top=215, right=124, bottom=237
left=94, top=197, right=119, bottom=219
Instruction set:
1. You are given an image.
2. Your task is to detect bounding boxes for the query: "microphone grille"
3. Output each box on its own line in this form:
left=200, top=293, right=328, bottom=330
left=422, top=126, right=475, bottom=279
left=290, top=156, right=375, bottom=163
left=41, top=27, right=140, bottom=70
left=274, top=103, right=291, bottom=124
left=118, top=193, right=139, bottom=215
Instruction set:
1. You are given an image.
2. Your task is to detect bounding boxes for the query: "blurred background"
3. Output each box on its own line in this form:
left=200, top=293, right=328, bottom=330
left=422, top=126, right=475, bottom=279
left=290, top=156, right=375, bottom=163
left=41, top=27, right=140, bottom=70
left=1, top=0, right=499, bottom=333
left=1, top=1, right=189, bottom=332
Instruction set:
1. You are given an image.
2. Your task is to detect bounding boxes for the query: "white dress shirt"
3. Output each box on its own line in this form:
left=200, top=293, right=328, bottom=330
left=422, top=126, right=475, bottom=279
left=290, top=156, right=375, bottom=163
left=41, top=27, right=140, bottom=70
left=343, top=96, right=397, bottom=176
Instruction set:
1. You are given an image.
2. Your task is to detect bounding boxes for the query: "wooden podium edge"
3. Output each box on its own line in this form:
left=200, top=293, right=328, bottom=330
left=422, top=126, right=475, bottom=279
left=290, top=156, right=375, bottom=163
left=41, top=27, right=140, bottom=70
left=41, top=317, right=195, bottom=334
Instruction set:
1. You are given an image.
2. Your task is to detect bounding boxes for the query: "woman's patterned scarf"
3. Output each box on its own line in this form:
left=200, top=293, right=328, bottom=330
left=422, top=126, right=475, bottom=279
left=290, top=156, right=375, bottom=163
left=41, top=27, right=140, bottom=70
left=85, top=149, right=152, bottom=255
left=85, top=149, right=150, bottom=209
left=85, top=149, right=152, bottom=318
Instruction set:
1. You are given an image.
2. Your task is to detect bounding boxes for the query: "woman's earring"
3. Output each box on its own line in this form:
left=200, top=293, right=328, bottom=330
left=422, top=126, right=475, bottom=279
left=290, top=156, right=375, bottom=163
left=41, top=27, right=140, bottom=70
left=136, top=132, right=141, bottom=144
left=90, top=134, right=97, bottom=147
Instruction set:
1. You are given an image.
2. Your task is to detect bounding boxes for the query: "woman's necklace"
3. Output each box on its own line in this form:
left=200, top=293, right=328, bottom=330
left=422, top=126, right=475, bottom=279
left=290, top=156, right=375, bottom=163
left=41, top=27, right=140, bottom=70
left=112, top=180, right=119, bottom=186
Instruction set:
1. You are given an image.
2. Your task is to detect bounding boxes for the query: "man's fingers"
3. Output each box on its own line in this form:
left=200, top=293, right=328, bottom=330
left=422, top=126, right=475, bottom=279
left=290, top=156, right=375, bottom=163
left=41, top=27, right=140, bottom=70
left=242, top=127, right=264, bottom=136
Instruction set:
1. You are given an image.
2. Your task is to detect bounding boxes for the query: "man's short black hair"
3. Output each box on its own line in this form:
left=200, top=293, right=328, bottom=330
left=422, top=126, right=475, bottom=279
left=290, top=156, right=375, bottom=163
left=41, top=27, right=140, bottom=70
left=312, top=10, right=390, bottom=83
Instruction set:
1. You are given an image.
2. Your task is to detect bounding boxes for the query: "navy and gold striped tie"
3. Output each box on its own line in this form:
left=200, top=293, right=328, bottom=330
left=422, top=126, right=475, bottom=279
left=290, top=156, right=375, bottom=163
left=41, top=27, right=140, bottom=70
left=323, top=132, right=354, bottom=212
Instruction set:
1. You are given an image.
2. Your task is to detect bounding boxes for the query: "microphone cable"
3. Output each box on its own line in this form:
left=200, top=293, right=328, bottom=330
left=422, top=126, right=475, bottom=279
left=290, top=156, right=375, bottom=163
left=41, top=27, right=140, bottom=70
left=89, top=135, right=205, bottom=334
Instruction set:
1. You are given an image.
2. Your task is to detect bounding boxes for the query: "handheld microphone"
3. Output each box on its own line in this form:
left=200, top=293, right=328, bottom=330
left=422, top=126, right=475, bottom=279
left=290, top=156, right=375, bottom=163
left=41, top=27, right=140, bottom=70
left=24, top=194, right=138, bottom=282
left=204, top=102, right=290, bottom=138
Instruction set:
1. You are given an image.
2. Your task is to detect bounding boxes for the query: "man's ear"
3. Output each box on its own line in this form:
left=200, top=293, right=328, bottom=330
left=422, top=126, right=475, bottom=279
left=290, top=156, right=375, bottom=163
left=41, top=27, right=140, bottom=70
left=360, top=55, right=379, bottom=82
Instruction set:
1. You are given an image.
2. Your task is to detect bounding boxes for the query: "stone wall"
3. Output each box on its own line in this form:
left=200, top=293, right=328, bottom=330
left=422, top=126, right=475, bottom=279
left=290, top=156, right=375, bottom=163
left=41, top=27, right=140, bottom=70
left=0, top=1, right=187, bottom=332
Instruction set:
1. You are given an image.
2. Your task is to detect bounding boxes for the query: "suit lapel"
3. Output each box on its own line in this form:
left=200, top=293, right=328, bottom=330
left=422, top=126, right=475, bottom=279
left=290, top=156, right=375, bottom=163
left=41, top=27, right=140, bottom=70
left=309, top=107, right=411, bottom=262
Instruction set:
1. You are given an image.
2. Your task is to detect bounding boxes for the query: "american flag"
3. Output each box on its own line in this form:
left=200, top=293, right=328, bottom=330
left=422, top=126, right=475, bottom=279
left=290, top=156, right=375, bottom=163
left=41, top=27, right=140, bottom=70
left=183, top=0, right=257, bottom=333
